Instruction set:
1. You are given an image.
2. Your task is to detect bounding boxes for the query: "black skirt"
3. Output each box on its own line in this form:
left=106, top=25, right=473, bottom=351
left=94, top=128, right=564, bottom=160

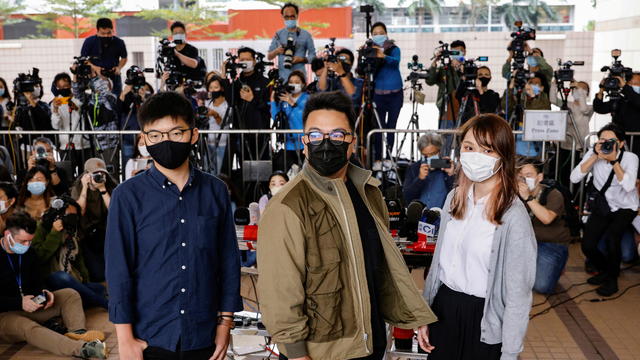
left=426, top=285, right=502, bottom=360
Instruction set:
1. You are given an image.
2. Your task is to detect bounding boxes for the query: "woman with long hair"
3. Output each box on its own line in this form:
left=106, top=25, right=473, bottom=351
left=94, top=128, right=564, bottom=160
left=16, top=166, right=55, bottom=220
left=421, top=114, right=536, bottom=360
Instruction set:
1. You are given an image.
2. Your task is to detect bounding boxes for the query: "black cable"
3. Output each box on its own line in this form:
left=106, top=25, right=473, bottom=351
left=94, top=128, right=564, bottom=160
left=532, top=281, right=589, bottom=307
left=529, top=288, right=597, bottom=320
left=588, top=282, right=640, bottom=303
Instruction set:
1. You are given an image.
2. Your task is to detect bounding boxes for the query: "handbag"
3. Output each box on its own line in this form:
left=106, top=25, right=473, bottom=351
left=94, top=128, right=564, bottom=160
left=585, top=168, right=616, bottom=217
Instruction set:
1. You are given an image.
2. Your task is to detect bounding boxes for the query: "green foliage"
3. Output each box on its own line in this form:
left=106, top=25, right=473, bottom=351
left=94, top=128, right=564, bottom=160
left=496, top=0, right=557, bottom=29
left=29, top=0, right=119, bottom=38
left=399, top=0, right=441, bottom=16
left=137, top=5, right=248, bottom=39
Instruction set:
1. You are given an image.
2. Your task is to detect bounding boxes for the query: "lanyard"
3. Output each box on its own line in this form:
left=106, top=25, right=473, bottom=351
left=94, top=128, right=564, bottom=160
left=6, top=253, right=23, bottom=297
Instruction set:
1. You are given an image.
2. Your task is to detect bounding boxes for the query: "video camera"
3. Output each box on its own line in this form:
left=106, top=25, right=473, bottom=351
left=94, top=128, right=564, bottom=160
left=461, top=57, right=489, bottom=90
left=283, top=35, right=295, bottom=70
left=268, top=68, right=294, bottom=102
left=224, top=52, right=247, bottom=79
left=8, top=68, right=42, bottom=109
left=255, top=52, right=274, bottom=75
left=431, top=41, right=464, bottom=65
left=507, top=21, right=536, bottom=91
left=156, top=38, right=184, bottom=89
left=125, top=65, right=154, bottom=91
left=555, top=60, right=584, bottom=82
left=600, top=49, right=633, bottom=98
left=406, top=55, right=428, bottom=82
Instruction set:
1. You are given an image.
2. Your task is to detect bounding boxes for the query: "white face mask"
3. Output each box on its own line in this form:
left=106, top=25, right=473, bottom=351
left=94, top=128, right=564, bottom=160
left=240, top=61, right=254, bottom=73
left=525, top=177, right=537, bottom=191
left=138, top=145, right=150, bottom=157
left=270, top=185, right=284, bottom=196
left=33, top=86, right=42, bottom=98
left=460, top=152, right=500, bottom=183
left=289, top=83, right=302, bottom=94
left=0, top=200, right=8, bottom=214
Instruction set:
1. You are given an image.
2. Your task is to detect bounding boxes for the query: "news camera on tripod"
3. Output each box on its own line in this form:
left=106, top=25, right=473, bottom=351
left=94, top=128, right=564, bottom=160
left=425, top=40, right=466, bottom=132
left=6, top=67, right=53, bottom=147
left=594, top=49, right=640, bottom=153
left=454, top=58, right=499, bottom=125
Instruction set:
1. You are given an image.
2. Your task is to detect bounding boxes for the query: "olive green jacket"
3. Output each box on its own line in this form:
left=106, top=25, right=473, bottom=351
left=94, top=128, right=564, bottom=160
left=257, top=163, right=436, bottom=360
left=31, top=222, right=90, bottom=283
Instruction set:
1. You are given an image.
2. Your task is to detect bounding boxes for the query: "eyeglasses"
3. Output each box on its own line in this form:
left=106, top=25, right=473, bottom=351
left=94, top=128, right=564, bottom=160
left=143, top=128, right=193, bottom=144
left=304, top=130, right=353, bottom=146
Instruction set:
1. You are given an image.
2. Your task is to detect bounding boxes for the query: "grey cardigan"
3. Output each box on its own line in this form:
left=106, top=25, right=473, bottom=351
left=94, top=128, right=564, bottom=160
left=423, top=190, right=537, bottom=360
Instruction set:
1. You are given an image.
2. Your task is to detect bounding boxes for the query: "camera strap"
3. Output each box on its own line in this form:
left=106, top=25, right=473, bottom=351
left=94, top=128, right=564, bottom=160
left=6, top=253, right=23, bottom=297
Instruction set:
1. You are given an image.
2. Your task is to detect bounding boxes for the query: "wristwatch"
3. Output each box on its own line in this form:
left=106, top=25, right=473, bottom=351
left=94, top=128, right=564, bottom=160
left=525, top=195, right=535, bottom=203
left=610, top=160, right=619, bottom=166
left=99, top=190, right=108, bottom=195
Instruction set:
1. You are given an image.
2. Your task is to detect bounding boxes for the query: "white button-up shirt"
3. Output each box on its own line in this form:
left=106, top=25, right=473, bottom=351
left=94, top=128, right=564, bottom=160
left=438, top=186, right=496, bottom=298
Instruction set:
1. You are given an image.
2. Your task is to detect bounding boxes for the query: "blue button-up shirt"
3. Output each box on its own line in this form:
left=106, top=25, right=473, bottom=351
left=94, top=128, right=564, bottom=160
left=105, top=165, right=242, bottom=352
left=268, top=27, right=316, bottom=81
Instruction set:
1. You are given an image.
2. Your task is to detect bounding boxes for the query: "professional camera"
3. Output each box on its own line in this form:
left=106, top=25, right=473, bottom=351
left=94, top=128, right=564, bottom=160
left=507, top=21, right=536, bottom=56
left=92, top=172, right=106, bottom=184
left=406, top=55, right=428, bottom=82
left=182, top=79, right=204, bottom=98
left=255, top=52, right=274, bottom=75
left=125, top=65, right=154, bottom=90
left=324, top=37, right=337, bottom=63
left=431, top=41, right=464, bottom=65
left=599, top=139, right=617, bottom=155
left=224, top=52, right=247, bottom=79
left=8, top=68, right=42, bottom=108
left=555, top=60, right=584, bottom=82
left=156, top=38, right=184, bottom=88
left=359, top=39, right=379, bottom=59
left=600, top=49, right=633, bottom=97
left=71, top=56, right=94, bottom=79
left=269, top=68, right=294, bottom=101
left=282, top=35, right=295, bottom=70
left=461, top=57, right=489, bottom=90
left=34, top=144, right=50, bottom=167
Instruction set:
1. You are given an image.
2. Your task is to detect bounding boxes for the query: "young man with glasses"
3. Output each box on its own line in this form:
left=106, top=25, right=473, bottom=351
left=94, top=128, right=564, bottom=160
left=257, top=91, right=437, bottom=360
left=105, top=91, right=242, bottom=360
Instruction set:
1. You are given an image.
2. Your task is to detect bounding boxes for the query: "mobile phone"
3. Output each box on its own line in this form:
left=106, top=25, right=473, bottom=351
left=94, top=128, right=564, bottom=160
left=429, top=159, right=451, bottom=169
left=33, top=292, right=47, bottom=305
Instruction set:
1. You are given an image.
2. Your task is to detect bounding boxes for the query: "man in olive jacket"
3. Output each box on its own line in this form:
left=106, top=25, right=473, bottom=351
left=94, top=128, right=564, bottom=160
left=257, top=91, right=437, bottom=360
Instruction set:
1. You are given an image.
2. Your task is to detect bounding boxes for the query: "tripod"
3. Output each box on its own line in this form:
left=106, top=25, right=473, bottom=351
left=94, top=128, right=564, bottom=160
left=450, top=84, right=480, bottom=157
left=396, top=78, right=423, bottom=161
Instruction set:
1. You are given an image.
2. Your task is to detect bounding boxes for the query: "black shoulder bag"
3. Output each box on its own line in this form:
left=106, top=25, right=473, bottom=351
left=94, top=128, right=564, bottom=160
left=585, top=169, right=616, bottom=217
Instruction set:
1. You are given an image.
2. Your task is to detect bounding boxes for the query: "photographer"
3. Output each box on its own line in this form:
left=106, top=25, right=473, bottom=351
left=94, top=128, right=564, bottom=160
left=166, top=21, right=205, bottom=82
left=31, top=195, right=108, bottom=309
left=426, top=40, right=466, bottom=129
left=233, top=47, right=271, bottom=160
left=23, top=137, right=69, bottom=196
left=368, top=22, right=403, bottom=161
left=455, top=65, right=501, bottom=122
left=267, top=2, right=316, bottom=81
left=51, top=72, right=91, bottom=175
left=0, top=212, right=107, bottom=359
left=271, top=70, right=309, bottom=171
left=198, top=75, right=229, bottom=175
left=16, top=166, right=55, bottom=221
left=124, top=134, right=152, bottom=180
left=80, top=18, right=127, bottom=96
left=305, top=58, right=326, bottom=94
left=594, top=72, right=640, bottom=153
left=517, top=158, right=571, bottom=294
left=13, top=80, right=53, bottom=143
left=118, top=72, right=154, bottom=167
left=0, top=181, right=18, bottom=231
left=502, top=45, right=553, bottom=85
left=403, top=132, right=455, bottom=208
left=71, top=158, right=116, bottom=282
left=87, top=76, right=120, bottom=176
left=319, top=48, right=364, bottom=111
left=571, top=123, right=639, bottom=296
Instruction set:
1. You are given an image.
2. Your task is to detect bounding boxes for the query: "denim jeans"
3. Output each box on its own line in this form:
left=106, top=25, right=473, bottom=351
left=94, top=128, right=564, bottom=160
left=46, top=271, right=108, bottom=309
left=373, top=91, right=403, bottom=161
left=534, top=242, right=569, bottom=294
left=598, top=227, right=639, bottom=264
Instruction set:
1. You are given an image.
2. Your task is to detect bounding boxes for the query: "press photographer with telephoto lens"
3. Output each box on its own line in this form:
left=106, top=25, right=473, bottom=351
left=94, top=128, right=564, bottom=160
left=163, top=21, right=206, bottom=83
left=426, top=40, right=466, bottom=129
left=423, top=114, right=536, bottom=360
left=258, top=91, right=436, bottom=360
left=571, top=123, right=639, bottom=297
left=268, top=3, right=316, bottom=82
left=80, top=18, right=127, bottom=96
left=23, top=137, right=69, bottom=196
left=319, top=48, right=364, bottom=113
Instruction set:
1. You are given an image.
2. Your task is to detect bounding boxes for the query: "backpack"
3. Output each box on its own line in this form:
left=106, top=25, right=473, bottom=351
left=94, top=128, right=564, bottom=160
left=539, top=179, right=582, bottom=238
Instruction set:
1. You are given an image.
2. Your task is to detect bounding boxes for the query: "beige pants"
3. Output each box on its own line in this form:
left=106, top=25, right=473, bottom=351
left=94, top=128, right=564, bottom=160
left=0, top=288, right=87, bottom=356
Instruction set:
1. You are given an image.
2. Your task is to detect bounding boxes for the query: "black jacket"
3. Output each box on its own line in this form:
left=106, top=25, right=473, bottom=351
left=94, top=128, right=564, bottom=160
left=455, top=83, right=501, bottom=123
left=233, top=71, right=271, bottom=130
left=0, top=248, right=45, bottom=312
left=593, top=85, right=640, bottom=132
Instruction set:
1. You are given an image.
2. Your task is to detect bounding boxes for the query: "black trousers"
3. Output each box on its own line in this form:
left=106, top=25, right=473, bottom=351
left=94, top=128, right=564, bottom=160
left=143, top=345, right=215, bottom=360
left=427, top=285, right=501, bottom=360
left=581, top=208, right=637, bottom=278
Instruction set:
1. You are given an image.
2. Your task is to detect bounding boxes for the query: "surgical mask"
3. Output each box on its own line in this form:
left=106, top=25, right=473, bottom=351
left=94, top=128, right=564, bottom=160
left=0, top=200, right=8, bottom=214
left=33, top=87, right=42, bottom=98
left=479, top=77, right=491, bottom=87
left=527, top=56, right=538, bottom=67
left=146, top=138, right=192, bottom=169
left=138, top=145, right=150, bottom=157
left=460, top=152, right=500, bottom=183
left=0, top=88, right=5, bottom=97
left=285, top=19, right=297, bottom=29
left=525, top=177, right=537, bottom=191
left=240, top=61, right=254, bottom=73
left=572, top=87, right=586, bottom=99
left=172, top=33, right=186, bottom=44
left=632, top=85, right=640, bottom=94
left=289, top=83, right=302, bottom=94
left=6, top=234, right=29, bottom=255
left=453, top=55, right=465, bottom=63
left=144, top=91, right=152, bottom=98
left=270, top=185, right=284, bottom=196
left=531, top=84, right=541, bottom=96
left=372, top=35, right=387, bottom=47
left=57, top=88, right=72, bottom=97
left=27, top=181, right=47, bottom=196
left=307, top=138, right=351, bottom=177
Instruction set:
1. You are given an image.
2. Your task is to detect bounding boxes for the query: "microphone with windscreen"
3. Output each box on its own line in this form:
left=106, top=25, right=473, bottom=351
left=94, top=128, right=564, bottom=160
left=248, top=202, right=260, bottom=225
left=234, top=207, right=250, bottom=226
left=402, top=200, right=425, bottom=242
left=412, top=207, right=442, bottom=252
left=386, top=199, right=403, bottom=238
left=234, top=207, right=257, bottom=243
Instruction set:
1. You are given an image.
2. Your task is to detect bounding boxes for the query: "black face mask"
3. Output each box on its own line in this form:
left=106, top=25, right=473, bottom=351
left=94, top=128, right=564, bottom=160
left=57, top=88, right=72, bottom=97
left=146, top=137, right=192, bottom=169
left=210, top=91, right=224, bottom=99
left=100, top=36, right=113, bottom=47
left=479, top=77, right=491, bottom=87
left=307, top=138, right=351, bottom=176
left=62, top=214, right=79, bottom=232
